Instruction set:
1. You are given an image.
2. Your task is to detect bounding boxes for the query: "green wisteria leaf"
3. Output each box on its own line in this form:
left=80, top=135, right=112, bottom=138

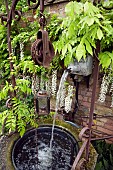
left=84, top=39, right=93, bottom=55
left=99, top=52, right=111, bottom=68
left=76, top=43, right=86, bottom=61
left=62, top=44, right=68, bottom=56
left=86, top=17, right=94, bottom=26
left=97, top=28, right=103, bottom=40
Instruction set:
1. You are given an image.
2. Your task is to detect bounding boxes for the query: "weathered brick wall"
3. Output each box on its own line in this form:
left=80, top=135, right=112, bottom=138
left=45, top=1, right=68, bottom=16
left=77, top=73, right=113, bottom=143
left=78, top=76, right=112, bottom=113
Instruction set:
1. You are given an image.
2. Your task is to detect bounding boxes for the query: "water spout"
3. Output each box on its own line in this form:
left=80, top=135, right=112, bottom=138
left=67, top=56, right=93, bottom=76
left=67, top=65, right=80, bottom=74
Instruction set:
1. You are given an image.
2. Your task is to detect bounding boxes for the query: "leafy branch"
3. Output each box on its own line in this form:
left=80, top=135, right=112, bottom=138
left=54, top=1, right=113, bottom=71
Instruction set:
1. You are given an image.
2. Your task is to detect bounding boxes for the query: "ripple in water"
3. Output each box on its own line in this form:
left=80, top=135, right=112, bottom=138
left=13, top=128, right=78, bottom=170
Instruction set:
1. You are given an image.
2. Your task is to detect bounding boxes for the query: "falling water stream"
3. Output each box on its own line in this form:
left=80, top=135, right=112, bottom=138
left=37, top=70, right=70, bottom=169
left=50, top=70, right=69, bottom=149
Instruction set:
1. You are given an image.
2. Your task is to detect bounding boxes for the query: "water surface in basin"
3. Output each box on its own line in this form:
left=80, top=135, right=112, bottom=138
left=12, top=126, right=79, bottom=170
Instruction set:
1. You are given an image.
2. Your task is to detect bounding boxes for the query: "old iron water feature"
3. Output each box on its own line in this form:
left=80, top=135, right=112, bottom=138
left=1, top=0, right=106, bottom=169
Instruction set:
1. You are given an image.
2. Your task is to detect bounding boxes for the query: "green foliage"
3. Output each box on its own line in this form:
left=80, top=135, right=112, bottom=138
left=47, top=14, right=63, bottom=42
left=102, top=0, right=113, bottom=9
left=92, top=140, right=113, bottom=170
left=99, top=51, right=113, bottom=69
left=0, top=97, right=38, bottom=137
left=54, top=1, right=113, bottom=72
left=0, top=24, right=9, bottom=83
left=0, top=1, right=41, bottom=136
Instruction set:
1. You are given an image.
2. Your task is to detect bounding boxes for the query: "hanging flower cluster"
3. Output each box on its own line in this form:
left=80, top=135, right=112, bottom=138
left=12, top=48, right=15, bottom=56
left=111, top=94, right=113, bottom=108
left=20, top=42, right=24, bottom=60
left=98, top=74, right=111, bottom=103
left=32, top=74, right=40, bottom=96
left=51, top=70, right=57, bottom=97
left=98, top=73, right=113, bottom=107
left=60, top=84, right=66, bottom=108
left=40, top=73, right=45, bottom=90
left=65, top=85, right=73, bottom=113
left=110, top=77, right=113, bottom=107
left=46, top=78, right=51, bottom=95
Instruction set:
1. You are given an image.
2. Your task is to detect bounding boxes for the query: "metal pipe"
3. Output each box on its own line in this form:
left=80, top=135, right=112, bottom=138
left=40, top=0, right=44, bottom=14
left=64, top=120, right=80, bottom=128
left=91, top=135, right=113, bottom=141
left=86, top=41, right=100, bottom=160
left=74, top=115, right=113, bottom=119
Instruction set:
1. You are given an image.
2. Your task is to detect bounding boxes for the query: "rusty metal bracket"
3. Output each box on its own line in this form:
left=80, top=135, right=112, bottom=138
left=86, top=42, right=100, bottom=160
left=79, top=127, right=90, bottom=141
left=39, top=12, right=47, bottom=27
left=1, top=0, right=21, bottom=27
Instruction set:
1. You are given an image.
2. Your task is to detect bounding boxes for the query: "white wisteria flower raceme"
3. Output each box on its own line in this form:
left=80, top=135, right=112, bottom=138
left=65, top=85, right=73, bottom=113
left=98, top=74, right=111, bottom=103
left=51, top=70, right=57, bottom=97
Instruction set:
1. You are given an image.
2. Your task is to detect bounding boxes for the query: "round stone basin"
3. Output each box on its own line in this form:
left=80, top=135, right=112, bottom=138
left=12, top=125, right=79, bottom=170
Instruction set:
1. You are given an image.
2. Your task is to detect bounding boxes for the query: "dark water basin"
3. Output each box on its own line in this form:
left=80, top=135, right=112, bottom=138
left=12, top=125, right=79, bottom=170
